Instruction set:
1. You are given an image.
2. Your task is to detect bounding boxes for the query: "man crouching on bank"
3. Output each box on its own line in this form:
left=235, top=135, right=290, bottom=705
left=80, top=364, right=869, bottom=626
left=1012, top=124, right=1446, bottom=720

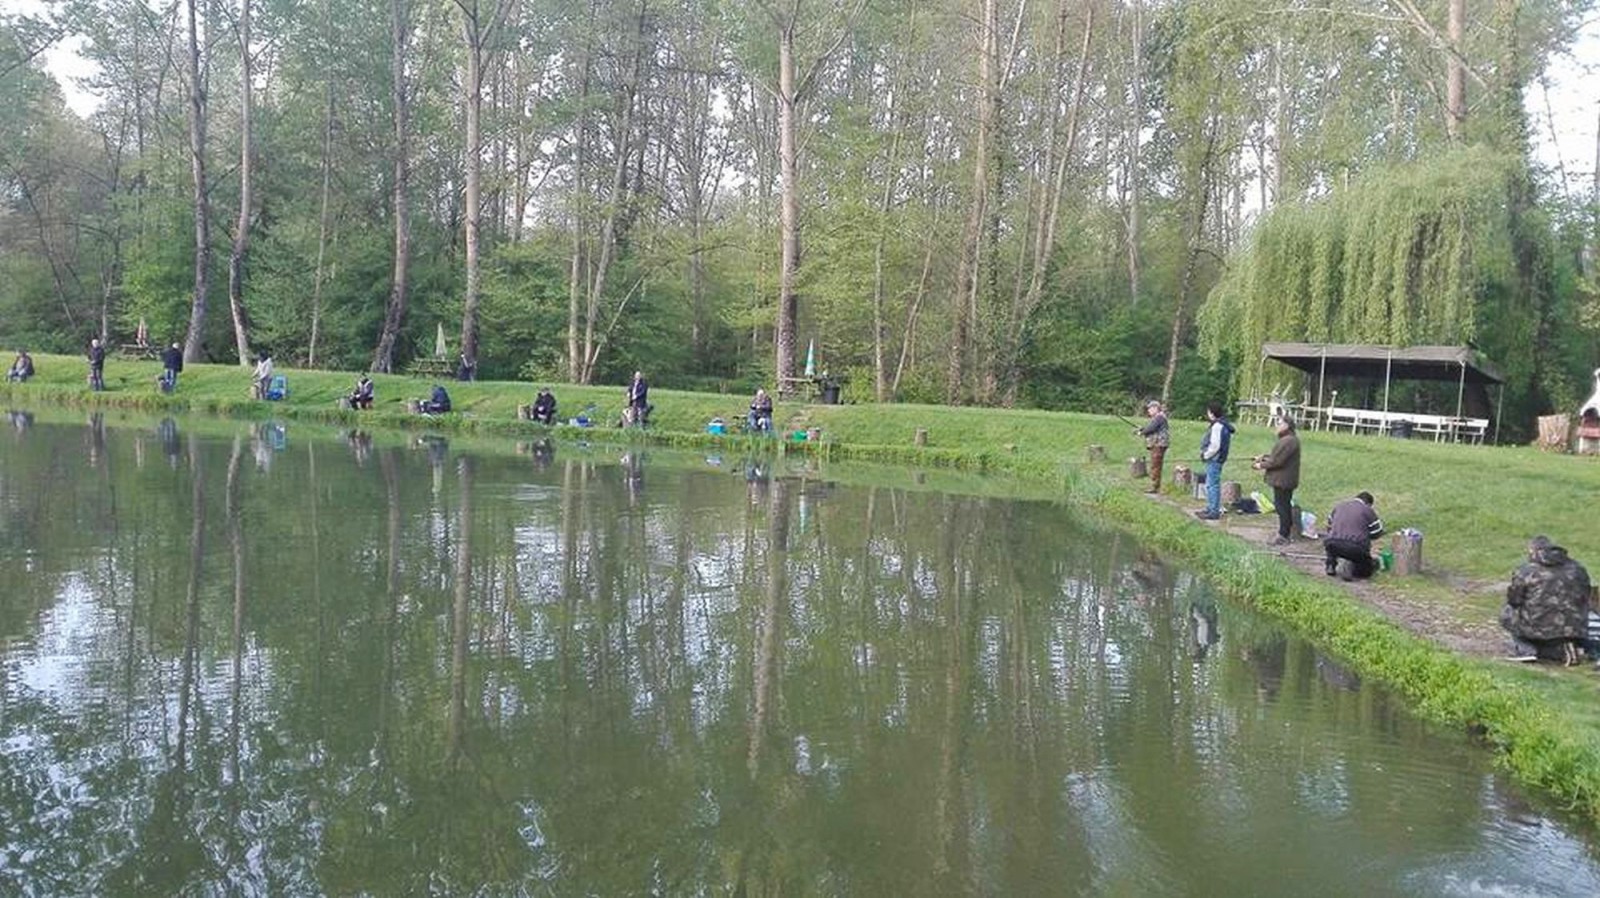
left=1501, top=536, right=1592, bottom=666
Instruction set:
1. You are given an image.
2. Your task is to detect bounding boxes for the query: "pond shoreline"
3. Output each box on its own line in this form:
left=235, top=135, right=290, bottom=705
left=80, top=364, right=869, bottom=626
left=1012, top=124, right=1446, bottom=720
left=4, top=355, right=1599, bottom=824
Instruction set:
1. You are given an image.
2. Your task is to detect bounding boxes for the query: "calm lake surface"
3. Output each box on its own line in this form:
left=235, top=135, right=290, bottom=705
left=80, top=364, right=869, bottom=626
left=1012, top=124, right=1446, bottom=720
left=0, top=412, right=1596, bottom=896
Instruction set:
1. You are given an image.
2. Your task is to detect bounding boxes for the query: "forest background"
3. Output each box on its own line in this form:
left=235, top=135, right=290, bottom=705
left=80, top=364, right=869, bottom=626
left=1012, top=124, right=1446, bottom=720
left=2, top=0, right=1598, bottom=433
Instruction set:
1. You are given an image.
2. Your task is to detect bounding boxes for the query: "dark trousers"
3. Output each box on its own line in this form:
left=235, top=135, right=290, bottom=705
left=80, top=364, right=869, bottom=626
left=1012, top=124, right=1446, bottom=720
left=1324, top=538, right=1375, bottom=578
left=1273, top=486, right=1295, bottom=538
left=90, top=366, right=105, bottom=391
left=1148, top=444, right=1166, bottom=490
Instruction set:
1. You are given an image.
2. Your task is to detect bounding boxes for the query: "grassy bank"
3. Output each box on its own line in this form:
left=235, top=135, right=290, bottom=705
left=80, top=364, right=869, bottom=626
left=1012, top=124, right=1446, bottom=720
left=6, top=351, right=1600, bottom=821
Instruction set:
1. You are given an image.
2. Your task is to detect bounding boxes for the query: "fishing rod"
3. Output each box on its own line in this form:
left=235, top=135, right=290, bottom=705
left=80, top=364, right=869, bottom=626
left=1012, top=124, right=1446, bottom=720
left=1116, top=413, right=1142, bottom=430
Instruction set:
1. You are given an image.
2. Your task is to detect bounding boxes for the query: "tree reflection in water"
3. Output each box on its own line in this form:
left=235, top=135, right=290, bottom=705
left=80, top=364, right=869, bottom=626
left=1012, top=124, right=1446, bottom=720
left=0, top=420, right=1597, bottom=896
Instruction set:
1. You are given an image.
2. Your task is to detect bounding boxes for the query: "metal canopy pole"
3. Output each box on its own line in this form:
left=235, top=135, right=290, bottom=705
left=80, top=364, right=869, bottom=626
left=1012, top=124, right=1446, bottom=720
left=1382, top=349, right=1392, bottom=415
left=1493, top=382, right=1505, bottom=445
left=1316, top=347, right=1327, bottom=428
left=1455, top=361, right=1468, bottom=442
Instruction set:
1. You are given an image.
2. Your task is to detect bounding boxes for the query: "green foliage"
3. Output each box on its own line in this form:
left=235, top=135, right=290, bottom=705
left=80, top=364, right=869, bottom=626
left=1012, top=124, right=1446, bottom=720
left=1199, top=147, right=1577, bottom=431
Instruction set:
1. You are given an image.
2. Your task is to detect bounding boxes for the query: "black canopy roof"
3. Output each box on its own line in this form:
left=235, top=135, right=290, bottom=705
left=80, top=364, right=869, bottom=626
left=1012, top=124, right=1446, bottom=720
left=1261, top=343, right=1504, bottom=385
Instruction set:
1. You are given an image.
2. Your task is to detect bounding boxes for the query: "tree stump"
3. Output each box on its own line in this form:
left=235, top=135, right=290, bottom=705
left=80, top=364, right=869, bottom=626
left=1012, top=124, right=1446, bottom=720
left=807, top=427, right=822, bottom=442
left=1221, top=481, right=1242, bottom=508
left=407, top=400, right=422, bottom=414
left=1289, top=503, right=1303, bottom=538
left=914, top=428, right=928, bottom=447
left=1391, top=532, right=1423, bottom=575
left=1128, top=456, right=1147, bottom=479
left=1537, top=414, right=1571, bottom=452
left=1173, top=465, right=1193, bottom=489
left=337, top=396, right=352, bottom=411
left=1086, top=445, right=1107, bottom=463
left=517, top=404, right=532, bottom=421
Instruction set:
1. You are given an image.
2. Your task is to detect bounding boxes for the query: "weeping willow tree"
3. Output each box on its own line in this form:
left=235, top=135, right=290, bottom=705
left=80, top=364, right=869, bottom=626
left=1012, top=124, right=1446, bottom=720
left=1199, top=146, right=1540, bottom=402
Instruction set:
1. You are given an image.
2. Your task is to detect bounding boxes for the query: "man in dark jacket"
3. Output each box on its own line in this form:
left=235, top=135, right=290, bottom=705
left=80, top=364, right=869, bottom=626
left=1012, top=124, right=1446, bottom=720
left=1253, top=417, right=1301, bottom=545
left=1501, top=536, right=1591, bottom=665
left=350, top=375, right=375, bottom=409
left=161, top=342, right=184, bottom=393
left=1195, top=401, right=1235, bottom=520
left=423, top=384, right=451, bottom=414
left=87, top=338, right=106, bottom=391
left=624, top=371, right=650, bottom=427
left=532, top=388, right=557, bottom=425
left=8, top=349, right=34, bottom=382
left=1324, top=491, right=1383, bottom=580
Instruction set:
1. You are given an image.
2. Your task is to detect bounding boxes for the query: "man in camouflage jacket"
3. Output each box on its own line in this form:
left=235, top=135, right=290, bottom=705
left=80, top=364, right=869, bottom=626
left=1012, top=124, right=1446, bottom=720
left=1500, top=535, right=1592, bottom=665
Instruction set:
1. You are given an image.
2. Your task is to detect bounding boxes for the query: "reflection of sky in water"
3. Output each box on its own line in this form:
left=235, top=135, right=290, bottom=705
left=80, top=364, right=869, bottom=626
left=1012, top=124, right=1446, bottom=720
left=2, top=420, right=1600, bottom=894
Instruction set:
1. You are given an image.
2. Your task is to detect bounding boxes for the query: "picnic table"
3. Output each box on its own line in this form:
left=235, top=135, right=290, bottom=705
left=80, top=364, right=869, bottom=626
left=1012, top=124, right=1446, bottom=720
left=777, top=375, right=842, bottom=404
left=118, top=343, right=160, bottom=361
left=405, top=357, right=455, bottom=379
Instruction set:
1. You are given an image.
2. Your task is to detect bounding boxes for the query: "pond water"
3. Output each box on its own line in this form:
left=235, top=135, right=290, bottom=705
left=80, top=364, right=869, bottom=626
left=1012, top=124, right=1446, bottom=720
left=0, top=412, right=1596, bottom=896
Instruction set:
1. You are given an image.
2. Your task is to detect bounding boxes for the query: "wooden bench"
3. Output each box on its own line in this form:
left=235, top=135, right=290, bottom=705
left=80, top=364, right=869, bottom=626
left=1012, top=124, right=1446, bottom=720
left=118, top=343, right=160, bottom=361
left=405, top=357, right=455, bottom=379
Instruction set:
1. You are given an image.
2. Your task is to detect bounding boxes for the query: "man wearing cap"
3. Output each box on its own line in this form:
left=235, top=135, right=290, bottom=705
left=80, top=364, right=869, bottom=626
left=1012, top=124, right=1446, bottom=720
left=1501, top=536, right=1591, bottom=665
left=1136, top=400, right=1169, bottom=494
left=1323, top=491, right=1383, bottom=580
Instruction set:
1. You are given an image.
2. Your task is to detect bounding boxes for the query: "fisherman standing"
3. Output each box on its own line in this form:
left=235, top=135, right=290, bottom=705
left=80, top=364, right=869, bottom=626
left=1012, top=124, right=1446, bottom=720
left=1136, top=400, right=1169, bottom=494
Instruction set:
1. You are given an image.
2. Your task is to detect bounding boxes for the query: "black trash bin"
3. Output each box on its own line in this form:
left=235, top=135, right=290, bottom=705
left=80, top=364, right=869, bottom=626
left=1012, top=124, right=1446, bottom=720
left=1388, top=419, right=1414, bottom=439
left=819, top=381, right=841, bottom=405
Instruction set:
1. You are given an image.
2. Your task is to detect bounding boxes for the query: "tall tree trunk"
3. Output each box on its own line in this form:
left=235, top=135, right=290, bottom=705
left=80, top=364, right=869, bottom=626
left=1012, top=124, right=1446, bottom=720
left=456, top=0, right=511, bottom=378
left=1272, top=35, right=1286, bottom=202
left=182, top=0, right=210, bottom=362
left=1126, top=0, right=1142, bottom=304
left=1590, top=102, right=1600, bottom=279
left=775, top=21, right=800, bottom=384
left=1160, top=120, right=1219, bottom=403
left=226, top=0, right=254, bottom=366
left=893, top=213, right=939, bottom=396
left=459, top=1, right=485, bottom=379
left=581, top=2, right=645, bottom=384
left=1004, top=2, right=1093, bottom=406
left=870, top=85, right=906, bottom=402
left=372, top=0, right=412, bottom=374
left=1445, top=0, right=1465, bottom=139
left=567, top=39, right=591, bottom=381
left=309, top=81, right=334, bottom=367
left=946, top=0, right=997, bottom=404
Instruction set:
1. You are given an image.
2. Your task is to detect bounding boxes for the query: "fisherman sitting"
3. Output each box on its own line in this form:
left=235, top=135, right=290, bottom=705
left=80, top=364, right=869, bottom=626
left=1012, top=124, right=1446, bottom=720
left=7, top=349, right=34, bottom=383
left=1323, top=491, right=1384, bottom=580
left=422, top=384, right=451, bottom=414
left=349, top=374, right=375, bottom=410
left=748, top=388, right=774, bottom=433
left=532, top=388, right=557, bottom=425
left=1501, top=535, right=1592, bottom=665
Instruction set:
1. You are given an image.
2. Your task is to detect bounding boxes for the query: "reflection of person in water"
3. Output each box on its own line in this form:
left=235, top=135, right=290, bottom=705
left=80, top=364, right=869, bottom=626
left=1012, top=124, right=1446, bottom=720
left=158, top=418, right=181, bottom=467
left=744, top=459, right=769, bottom=503
left=530, top=438, right=554, bottom=469
left=346, top=430, right=373, bottom=466
left=621, top=452, right=644, bottom=505
left=87, top=412, right=105, bottom=467
left=1240, top=637, right=1287, bottom=702
left=1188, top=601, right=1220, bottom=660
